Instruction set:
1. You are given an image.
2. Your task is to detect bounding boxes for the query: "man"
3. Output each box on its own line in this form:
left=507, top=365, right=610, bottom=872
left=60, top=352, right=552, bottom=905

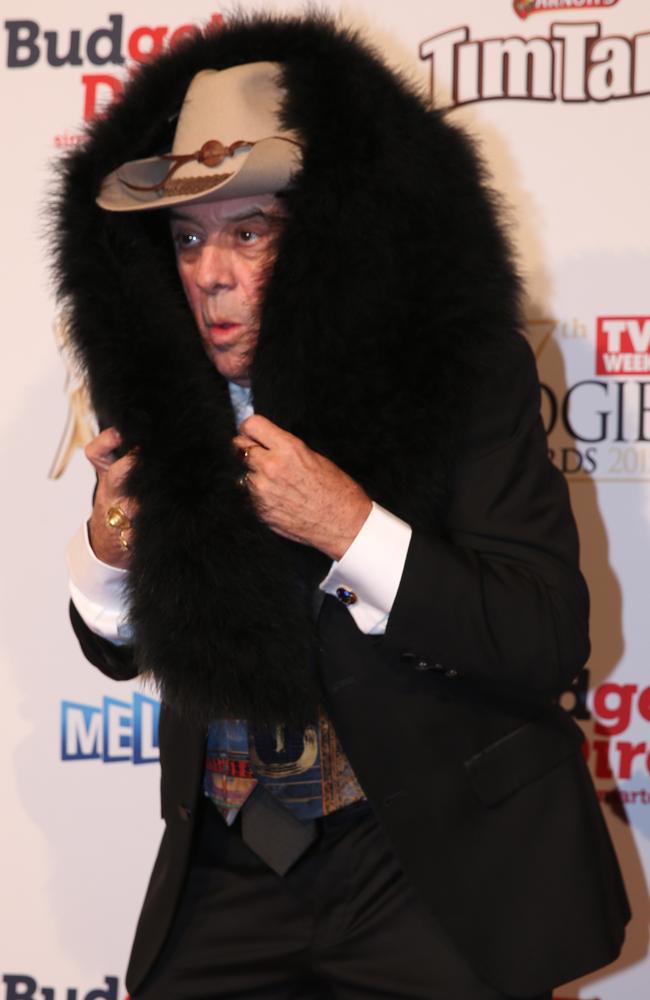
left=54, top=13, right=629, bottom=1000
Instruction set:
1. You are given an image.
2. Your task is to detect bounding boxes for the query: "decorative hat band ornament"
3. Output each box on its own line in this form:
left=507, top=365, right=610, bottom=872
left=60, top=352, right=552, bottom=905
left=97, top=62, right=303, bottom=212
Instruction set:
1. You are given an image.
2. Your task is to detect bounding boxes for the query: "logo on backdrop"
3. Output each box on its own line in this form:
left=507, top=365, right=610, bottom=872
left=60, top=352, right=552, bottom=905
left=562, top=668, right=650, bottom=807
left=596, top=317, right=650, bottom=375
left=3, top=12, right=224, bottom=127
left=514, top=0, right=620, bottom=18
left=420, top=19, right=649, bottom=108
left=530, top=318, right=650, bottom=479
left=1, top=975, right=122, bottom=1000
left=61, top=692, right=159, bottom=763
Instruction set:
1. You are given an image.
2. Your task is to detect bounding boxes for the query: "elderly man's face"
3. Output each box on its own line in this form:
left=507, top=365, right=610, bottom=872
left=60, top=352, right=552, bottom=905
left=170, top=193, right=284, bottom=386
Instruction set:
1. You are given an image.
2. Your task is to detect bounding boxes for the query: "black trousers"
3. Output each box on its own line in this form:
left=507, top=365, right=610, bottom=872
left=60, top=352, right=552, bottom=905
left=134, top=799, right=552, bottom=1000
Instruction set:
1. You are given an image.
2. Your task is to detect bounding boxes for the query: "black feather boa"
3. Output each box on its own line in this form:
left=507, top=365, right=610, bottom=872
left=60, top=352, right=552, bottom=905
left=52, top=12, right=522, bottom=727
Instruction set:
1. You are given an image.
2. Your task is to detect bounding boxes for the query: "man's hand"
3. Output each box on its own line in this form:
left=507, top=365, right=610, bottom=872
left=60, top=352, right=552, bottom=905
left=85, top=427, right=138, bottom=569
left=233, top=415, right=372, bottom=562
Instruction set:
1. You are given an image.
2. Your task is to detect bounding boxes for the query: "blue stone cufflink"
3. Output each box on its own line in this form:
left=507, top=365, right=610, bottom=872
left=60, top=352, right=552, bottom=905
left=336, top=587, right=358, bottom=605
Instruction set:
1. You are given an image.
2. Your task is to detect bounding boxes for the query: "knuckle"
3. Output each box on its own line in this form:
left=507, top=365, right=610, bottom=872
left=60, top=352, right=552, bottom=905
left=264, top=457, right=280, bottom=479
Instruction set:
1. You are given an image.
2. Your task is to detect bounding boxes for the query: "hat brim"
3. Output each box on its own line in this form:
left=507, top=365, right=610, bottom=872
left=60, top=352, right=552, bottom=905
left=96, top=136, right=301, bottom=212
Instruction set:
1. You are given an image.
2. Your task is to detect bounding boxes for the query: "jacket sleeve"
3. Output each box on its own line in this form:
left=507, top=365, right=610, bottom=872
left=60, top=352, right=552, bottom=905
left=69, top=599, right=139, bottom=681
left=382, top=335, right=590, bottom=701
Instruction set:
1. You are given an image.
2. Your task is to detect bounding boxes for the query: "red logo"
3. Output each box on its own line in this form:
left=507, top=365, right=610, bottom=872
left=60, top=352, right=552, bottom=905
left=596, top=317, right=650, bottom=376
left=514, top=0, right=620, bottom=19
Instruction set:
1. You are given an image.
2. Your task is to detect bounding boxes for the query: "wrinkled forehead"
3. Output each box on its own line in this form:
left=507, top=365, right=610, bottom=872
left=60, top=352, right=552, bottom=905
left=168, top=192, right=283, bottom=226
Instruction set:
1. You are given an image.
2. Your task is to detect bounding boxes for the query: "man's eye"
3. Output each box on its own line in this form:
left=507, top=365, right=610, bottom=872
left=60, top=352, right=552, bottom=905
left=173, top=232, right=200, bottom=250
left=237, top=228, right=259, bottom=243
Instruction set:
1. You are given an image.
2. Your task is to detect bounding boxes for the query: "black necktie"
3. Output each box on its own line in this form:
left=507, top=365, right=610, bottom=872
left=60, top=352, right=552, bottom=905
left=240, top=784, right=318, bottom=875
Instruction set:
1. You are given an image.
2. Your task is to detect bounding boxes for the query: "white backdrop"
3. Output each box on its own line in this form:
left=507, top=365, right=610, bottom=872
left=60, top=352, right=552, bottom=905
left=1, top=1, right=648, bottom=997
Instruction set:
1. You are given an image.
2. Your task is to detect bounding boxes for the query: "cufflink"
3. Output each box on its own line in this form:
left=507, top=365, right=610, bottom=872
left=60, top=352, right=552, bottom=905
left=336, top=587, right=357, bottom=606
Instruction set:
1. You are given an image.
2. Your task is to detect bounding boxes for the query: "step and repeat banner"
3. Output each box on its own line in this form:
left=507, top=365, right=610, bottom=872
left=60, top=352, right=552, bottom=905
left=1, top=1, right=648, bottom=996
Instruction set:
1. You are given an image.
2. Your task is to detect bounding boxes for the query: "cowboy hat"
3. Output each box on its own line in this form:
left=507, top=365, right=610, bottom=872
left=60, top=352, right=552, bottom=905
left=96, top=61, right=302, bottom=212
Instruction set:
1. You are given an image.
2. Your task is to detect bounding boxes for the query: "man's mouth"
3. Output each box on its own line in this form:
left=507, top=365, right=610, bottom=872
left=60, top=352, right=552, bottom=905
left=205, top=320, right=242, bottom=339
left=208, top=320, right=240, bottom=330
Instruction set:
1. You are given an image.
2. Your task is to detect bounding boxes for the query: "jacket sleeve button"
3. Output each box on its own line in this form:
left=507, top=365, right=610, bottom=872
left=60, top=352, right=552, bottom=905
left=177, top=804, right=192, bottom=821
left=336, top=587, right=358, bottom=605
left=445, top=668, right=459, bottom=679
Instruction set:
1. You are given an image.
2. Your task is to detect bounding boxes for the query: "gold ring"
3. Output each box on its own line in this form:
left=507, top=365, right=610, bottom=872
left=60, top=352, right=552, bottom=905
left=119, top=530, right=130, bottom=551
left=106, top=505, right=131, bottom=531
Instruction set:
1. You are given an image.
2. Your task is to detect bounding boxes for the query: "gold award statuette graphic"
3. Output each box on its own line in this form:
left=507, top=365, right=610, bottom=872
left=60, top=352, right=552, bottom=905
left=527, top=317, right=556, bottom=360
left=49, top=311, right=97, bottom=479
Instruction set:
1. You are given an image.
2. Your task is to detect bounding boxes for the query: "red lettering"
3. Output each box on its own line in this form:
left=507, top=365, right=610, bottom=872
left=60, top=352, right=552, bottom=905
left=207, top=757, right=253, bottom=779
left=638, top=686, right=650, bottom=722
left=205, top=13, right=225, bottom=35
left=593, top=682, right=637, bottom=736
left=128, top=26, right=168, bottom=63
left=615, top=741, right=648, bottom=780
left=592, top=738, right=614, bottom=779
left=169, top=24, right=200, bottom=48
left=82, top=73, right=122, bottom=120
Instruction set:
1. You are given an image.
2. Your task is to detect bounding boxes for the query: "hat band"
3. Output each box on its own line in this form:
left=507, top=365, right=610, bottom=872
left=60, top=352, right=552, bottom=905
left=121, top=136, right=302, bottom=195
left=121, top=139, right=252, bottom=193
left=163, top=174, right=232, bottom=197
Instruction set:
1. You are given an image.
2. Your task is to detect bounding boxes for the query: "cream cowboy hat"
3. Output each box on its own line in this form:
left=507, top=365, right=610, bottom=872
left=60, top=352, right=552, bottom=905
left=96, top=61, right=303, bottom=212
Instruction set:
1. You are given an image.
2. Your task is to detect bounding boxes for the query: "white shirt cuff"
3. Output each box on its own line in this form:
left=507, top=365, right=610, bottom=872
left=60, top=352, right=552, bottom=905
left=66, top=522, right=132, bottom=644
left=319, top=502, right=412, bottom=635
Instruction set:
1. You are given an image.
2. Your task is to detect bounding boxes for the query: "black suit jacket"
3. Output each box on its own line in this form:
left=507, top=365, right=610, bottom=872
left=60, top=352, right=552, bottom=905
left=70, top=341, right=629, bottom=997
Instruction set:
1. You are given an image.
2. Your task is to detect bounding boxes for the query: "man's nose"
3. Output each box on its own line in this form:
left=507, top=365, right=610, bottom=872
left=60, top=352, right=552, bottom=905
left=195, top=245, right=236, bottom=293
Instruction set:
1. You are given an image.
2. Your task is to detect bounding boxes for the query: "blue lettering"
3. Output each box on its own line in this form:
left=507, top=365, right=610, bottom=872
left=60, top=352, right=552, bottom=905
left=61, top=695, right=159, bottom=763
left=132, top=692, right=160, bottom=764
left=61, top=702, right=102, bottom=761
left=103, top=697, right=133, bottom=762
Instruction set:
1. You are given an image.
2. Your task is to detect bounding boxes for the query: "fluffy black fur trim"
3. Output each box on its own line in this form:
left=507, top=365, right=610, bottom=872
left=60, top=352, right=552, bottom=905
left=51, top=12, right=522, bottom=726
